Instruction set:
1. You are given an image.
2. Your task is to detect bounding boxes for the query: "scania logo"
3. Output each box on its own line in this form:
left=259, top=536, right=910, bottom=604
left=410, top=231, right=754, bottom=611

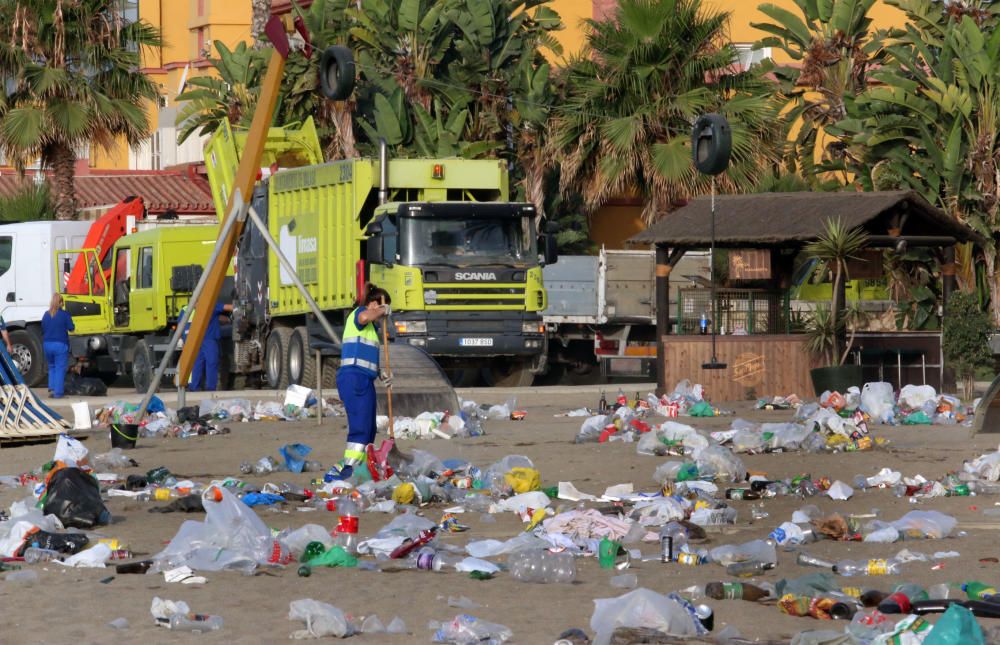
left=454, top=272, right=497, bottom=281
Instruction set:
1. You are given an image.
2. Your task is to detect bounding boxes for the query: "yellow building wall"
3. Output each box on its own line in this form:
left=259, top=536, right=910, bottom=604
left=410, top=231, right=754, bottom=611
left=88, top=0, right=250, bottom=170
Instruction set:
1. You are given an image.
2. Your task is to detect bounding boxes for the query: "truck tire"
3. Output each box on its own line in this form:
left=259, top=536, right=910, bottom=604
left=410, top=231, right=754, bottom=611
left=484, top=359, right=535, bottom=387
left=8, top=328, right=44, bottom=387
left=320, top=355, right=339, bottom=390
left=287, top=326, right=317, bottom=387
left=265, top=327, right=293, bottom=390
left=132, top=340, right=153, bottom=393
left=318, top=46, right=356, bottom=101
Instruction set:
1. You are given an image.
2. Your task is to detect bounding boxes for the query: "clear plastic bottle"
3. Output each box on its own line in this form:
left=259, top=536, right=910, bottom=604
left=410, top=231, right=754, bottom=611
left=22, top=547, right=61, bottom=564
left=507, top=550, right=576, bottom=583
left=334, top=496, right=360, bottom=555
left=834, top=558, right=901, bottom=577
left=726, top=560, right=775, bottom=577
left=431, top=552, right=464, bottom=572
left=659, top=522, right=688, bottom=561
left=168, top=614, right=224, bottom=632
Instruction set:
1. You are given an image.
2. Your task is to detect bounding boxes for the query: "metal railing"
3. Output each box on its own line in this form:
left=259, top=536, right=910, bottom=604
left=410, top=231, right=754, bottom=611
left=676, top=288, right=791, bottom=335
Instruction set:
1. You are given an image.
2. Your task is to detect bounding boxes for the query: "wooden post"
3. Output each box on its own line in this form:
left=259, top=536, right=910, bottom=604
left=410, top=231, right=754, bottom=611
left=655, top=245, right=669, bottom=396
left=942, top=245, right=956, bottom=311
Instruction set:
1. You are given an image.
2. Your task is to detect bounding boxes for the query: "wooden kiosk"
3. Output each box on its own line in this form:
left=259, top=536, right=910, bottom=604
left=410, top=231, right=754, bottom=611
left=628, top=191, right=984, bottom=398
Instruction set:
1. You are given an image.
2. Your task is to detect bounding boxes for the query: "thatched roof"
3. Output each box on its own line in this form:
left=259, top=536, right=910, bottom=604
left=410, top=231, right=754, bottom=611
left=629, top=190, right=984, bottom=247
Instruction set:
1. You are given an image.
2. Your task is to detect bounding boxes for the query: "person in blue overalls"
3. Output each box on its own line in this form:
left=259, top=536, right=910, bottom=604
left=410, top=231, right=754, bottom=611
left=41, top=293, right=74, bottom=398
left=180, top=301, right=233, bottom=392
left=327, top=285, right=392, bottom=481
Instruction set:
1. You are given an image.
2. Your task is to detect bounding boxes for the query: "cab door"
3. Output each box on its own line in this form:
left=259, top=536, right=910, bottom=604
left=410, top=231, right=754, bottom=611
left=58, top=247, right=113, bottom=335
left=128, top=246, right=156, bottom=330
left=112, top=246, right=132, bottom=328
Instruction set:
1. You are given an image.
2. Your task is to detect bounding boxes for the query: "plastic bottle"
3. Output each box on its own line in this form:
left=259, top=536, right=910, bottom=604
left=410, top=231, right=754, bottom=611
left=963, top=581, right=999, bottom=601
left=699, top=312, right=708, bottom=334
left=724, top=488, right=761, bottom=501
left=833, top=558, right=901, bottom=577
left=659, top=522, right=688, bottom=562
left=797, top=552, right=836, bottom=569
left=726, top=560, right=774, bottom=577
left=333, top=497, right=360, bottom=555
left=431, top=552, right=464, bottom=572
left=705, top=582, right=768, bottom=601
left=507, top=550, right=576, bottom=583
left=877, top=583, right=928, bottom=614
left=615, top=389, right=627, bottom=408
left=22, top=547, right=61, bottom=564
left=168, top=614, right=224, bottom=632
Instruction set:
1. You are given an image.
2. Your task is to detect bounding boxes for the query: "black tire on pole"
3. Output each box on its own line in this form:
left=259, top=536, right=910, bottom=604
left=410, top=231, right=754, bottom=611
left=318, top=46, right=356, bottom=101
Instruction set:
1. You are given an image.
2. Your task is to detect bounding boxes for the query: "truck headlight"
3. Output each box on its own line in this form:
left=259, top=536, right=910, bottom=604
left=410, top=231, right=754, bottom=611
left=522, top=322, right=544, bottom=334
left=396, top=321, right=427, bottom=334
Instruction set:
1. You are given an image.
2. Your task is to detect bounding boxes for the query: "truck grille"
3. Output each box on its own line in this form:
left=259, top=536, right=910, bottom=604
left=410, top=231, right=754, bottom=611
left=427, top=284, right=526, bottom=309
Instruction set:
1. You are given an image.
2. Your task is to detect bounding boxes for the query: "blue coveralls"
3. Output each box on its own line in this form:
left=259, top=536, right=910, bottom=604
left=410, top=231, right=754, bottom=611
left=336, top=307, right=381, bottom=466
left=41, top=309, right=74, bottom=398
left=183, top=303, right=226, bottom=392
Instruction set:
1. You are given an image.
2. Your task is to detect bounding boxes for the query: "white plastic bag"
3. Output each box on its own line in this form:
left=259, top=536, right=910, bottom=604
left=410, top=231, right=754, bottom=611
left=694, top=445, right=746, bottom=482
left=590, top=588, right=701, bottom=645
left=54, top=434, right=89, bottom=468
left=288, top=599, right=350, bottom=639
left=898, top=384, right=937, bottom=409
left=861, top=382, right=896, bottom=423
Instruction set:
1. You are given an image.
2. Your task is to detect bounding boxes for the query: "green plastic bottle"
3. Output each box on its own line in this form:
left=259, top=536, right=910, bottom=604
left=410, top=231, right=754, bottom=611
left=963, top=581, right=999, bottom=600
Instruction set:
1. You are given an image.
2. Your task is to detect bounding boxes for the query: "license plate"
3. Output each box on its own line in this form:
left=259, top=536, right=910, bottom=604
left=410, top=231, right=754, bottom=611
left=460, top=337, right=493, bottom=347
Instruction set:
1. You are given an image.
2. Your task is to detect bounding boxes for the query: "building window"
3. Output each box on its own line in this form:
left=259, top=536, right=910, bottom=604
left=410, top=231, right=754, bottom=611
left=734, top=44, right=771, bottom=69
left=151, top=131, right=161, bottom=171
left=116, top=0, right=139, bottom=23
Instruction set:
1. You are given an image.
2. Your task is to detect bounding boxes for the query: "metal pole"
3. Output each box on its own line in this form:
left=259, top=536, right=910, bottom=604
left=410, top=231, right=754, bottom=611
left=316, top=349, right=323, bottom=427
left=246, top=205, right=342, bottom=349
left=135, top=190, right=246, bottom=421
left=703, top=178, right=726, bottom=370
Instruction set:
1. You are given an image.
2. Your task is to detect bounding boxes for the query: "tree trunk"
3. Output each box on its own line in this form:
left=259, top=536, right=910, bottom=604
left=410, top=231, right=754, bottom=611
left=987, top=251, right=1000, bottom=327
left=250, top=0, right=273, bottom=49
left=50, top=143, right=77, bottom=220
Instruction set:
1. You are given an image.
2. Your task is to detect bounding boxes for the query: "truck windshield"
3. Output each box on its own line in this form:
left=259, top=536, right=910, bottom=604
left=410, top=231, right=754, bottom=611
left=401, top=216, right=537, bottom=267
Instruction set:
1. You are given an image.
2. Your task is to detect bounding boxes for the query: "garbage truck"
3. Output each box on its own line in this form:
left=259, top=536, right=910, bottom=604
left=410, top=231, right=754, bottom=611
left=59, top=224, right=233, bottom=391
left=204, top=117, right=555, bottom=389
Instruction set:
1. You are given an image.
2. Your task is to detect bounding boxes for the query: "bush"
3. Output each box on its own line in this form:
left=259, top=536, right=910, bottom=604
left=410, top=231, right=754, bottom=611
left=943, top=292, right=993, bottom=400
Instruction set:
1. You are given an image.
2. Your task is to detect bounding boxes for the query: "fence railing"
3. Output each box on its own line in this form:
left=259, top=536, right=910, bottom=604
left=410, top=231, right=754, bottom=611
left=676, top=288, right=792, bottom=335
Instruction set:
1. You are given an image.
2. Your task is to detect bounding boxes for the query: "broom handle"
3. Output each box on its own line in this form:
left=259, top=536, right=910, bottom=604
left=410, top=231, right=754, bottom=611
left=380, top=297, right=395, bottom=440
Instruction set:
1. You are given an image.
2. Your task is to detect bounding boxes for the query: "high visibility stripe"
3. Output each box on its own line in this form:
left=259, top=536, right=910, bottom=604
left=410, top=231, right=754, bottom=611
left=343, top=448, right=367, bottom=465
left=342, top=357, right=378, bottom=372
left=344, top=336, right=379, bottom=347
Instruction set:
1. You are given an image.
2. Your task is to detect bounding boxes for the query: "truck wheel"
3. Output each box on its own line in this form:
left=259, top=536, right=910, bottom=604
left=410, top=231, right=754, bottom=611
left=318, top=46, right=356, bottom=101
left=265, top=327, right=293, bottom=389
left=287, top=326, right=317, bottom=387
left=8, top=328, right=44, bottom=387
left=483, top=359, right=535, bottom=387
left=320, top=356, right=339, bottom=390
left=132, top=340, right=153, bottom=393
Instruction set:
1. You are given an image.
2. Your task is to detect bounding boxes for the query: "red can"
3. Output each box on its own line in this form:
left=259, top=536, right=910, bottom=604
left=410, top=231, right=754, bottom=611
left=325, top=499, right=337, bottom=512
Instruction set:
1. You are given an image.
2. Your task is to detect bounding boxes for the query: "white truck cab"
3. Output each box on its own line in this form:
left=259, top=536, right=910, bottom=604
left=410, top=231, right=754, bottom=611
left=0, top=221, right=91, bottom=385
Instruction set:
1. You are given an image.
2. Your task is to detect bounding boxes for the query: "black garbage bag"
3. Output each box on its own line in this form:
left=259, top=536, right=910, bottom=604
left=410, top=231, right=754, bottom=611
left=16, top=530, right=89, bottom=556
left=148, top=495, right=205, bottom=514
left=177, top=406, right=200, bottom=423
left=63, top=373, right=108, bottom=397
left=42, top=467, right=110, bottom=529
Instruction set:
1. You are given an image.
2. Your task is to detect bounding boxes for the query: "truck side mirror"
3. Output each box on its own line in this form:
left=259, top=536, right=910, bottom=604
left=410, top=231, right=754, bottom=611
left=544, top=234, right=558, bottom=265
left=366, top=236, right=384, bottom=265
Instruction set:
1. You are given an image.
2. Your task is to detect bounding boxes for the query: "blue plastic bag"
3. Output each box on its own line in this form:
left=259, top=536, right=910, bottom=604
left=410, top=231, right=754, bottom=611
left=279, top=443, right=313, bottom=473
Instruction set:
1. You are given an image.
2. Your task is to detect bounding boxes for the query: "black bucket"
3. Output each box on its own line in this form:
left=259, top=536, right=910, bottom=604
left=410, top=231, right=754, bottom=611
left=110, top=424, right=138, bottom=449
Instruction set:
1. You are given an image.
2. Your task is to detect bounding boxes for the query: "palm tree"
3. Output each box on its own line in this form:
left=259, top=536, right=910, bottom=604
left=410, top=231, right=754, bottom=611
left=548, top=0, right=781, bottom=224
left=751, top=0, right=885, bottom=179
left=832, top=1, right=1000, bottom=321
left=0, top=0, right=161, bottom=220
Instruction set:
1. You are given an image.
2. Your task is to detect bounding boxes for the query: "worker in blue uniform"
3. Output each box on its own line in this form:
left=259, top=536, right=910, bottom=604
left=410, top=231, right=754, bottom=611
left=326, top=285, right=392, bottom=481
left=180, top=301, right=233, bottom=392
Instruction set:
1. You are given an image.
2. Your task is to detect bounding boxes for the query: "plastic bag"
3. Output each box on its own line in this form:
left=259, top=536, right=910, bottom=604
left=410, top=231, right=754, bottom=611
left=924, top=603, right=985, bottom=644
left=899, top=384, right=937, bottom=409
left=689, top=401, right=714, bottom=417
left=903, top=411, right=932, bottom=425
left=860, top=382, right=895, bottom=424
left=576, top=415, right=610, bottom=443
left=288, top=599, right=351, bottom=639
left=890, top=510, right=957, bottom=539
left=709, top=539, right=776, bottom=566
left=42, top=467, right=110, bottom=529
left=53, top=434, right=89, bottom=468
left=504, top=467, right=541, bottom=494
left=434, top=614, right=512, bottom=645
left=278, top=443, right=313, bottom=474
left=694, top=445, right=746, bottom=482
left=590, top=588, right=702, bottom=645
